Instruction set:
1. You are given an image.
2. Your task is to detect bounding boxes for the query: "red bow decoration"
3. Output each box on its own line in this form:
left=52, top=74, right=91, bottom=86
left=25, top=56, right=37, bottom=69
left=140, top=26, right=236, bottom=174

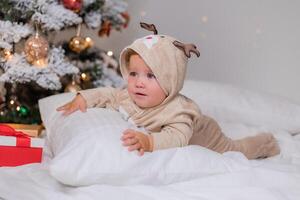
left=0, top=124, right=30, bottom=147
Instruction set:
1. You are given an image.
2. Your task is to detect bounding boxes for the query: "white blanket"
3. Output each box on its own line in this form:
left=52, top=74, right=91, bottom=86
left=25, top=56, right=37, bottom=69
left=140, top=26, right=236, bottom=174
left=2, top=80, right=300, bottom=199
left=0, top=127, right=299, bottom=200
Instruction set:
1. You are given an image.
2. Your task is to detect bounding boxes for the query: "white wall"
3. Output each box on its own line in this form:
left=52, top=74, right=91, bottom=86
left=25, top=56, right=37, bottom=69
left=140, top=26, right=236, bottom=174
left=56, top=0, right=300, bottom=104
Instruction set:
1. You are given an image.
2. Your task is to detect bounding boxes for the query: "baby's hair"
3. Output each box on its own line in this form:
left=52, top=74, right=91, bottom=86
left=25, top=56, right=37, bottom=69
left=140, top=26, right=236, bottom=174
left=125, top=49, right=139, bottom=66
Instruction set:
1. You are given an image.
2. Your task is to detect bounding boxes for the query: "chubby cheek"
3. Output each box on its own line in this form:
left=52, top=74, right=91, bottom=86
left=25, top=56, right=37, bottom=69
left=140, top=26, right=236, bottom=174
left=127, top=85, right=134, bottom=97
left=150, top=81, right=165, bottom=96
left=126, top=78, right=134, bottom=92
left=150, top=87, right=167, bottom=104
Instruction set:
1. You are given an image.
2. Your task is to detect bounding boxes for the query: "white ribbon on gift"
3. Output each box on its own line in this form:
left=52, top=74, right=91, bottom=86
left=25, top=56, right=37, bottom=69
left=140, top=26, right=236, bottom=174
left=0, top=135, right=44, bottom=148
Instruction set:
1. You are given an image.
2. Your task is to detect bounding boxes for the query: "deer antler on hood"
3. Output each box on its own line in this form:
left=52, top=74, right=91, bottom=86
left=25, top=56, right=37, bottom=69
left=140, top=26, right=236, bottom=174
left=140, top=22, right=158, bottom=35
left=173, top=40, right=200, bottom=58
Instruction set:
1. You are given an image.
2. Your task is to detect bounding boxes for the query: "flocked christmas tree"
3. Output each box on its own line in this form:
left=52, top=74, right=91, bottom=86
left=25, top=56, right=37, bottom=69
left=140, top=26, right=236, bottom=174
left=0, top=0, right=128, bottom=124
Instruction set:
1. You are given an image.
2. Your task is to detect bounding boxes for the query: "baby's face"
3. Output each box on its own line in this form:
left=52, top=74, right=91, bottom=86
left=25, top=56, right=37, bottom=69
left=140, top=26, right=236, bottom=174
left=127, top=55, right=166, bottom=108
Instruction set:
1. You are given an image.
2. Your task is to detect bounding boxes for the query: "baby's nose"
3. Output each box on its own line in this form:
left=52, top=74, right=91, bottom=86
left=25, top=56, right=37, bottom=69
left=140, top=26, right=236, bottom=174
left=135, top=77, right=145, bottom=87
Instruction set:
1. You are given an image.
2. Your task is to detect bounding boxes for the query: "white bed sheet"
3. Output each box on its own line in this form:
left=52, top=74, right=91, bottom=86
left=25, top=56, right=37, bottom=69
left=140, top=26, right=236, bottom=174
left=0, top=127, right=300, bottom=200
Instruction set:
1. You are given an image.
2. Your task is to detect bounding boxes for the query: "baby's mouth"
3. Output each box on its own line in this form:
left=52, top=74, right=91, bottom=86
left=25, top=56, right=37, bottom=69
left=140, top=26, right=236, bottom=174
left=135, top=92, right=146, bottom=96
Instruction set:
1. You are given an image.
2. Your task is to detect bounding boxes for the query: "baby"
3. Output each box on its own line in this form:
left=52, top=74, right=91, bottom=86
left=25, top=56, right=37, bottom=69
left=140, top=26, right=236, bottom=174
left=57, top=23, right=280, bottom=159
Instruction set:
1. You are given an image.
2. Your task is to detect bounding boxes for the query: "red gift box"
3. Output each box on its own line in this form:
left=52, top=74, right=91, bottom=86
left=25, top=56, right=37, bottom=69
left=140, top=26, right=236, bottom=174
left=0, top=124, right=44, bottom=167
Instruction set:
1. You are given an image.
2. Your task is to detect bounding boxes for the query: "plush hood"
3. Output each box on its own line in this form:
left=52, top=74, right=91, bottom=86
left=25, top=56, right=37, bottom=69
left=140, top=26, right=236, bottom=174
left=120, top=34, right=188, bottom=103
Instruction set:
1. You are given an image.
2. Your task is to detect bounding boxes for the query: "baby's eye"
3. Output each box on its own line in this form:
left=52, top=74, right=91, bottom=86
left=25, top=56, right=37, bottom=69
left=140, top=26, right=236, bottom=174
left=129, top=72, right=137, bottom=77
left=147, top=73, right=156, bottom=79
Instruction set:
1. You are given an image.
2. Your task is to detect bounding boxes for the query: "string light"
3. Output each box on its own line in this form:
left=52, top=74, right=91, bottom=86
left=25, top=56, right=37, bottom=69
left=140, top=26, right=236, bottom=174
left=107, top=51, right=113, bottom=56
left=0, top=104, right=5, bottom=116
left=9, top=100, right=15, bottom=105
left=16, top=106, right=20, bottom=111
left=81, top=73, right=87, bottom=80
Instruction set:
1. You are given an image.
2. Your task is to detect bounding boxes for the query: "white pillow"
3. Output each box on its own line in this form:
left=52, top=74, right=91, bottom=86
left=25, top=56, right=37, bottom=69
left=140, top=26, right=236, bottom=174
left=38, top=92, right=75, bottom=130
left=38, top=93, right=250, bottom=186
left=181, top=80, right=300, bottom=134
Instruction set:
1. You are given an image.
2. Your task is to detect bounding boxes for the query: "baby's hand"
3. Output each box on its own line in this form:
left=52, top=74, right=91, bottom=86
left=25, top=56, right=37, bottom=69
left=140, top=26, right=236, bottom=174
left=56, top=93, right=87, bottom=116
left=121, top=129, right=153, bottom=156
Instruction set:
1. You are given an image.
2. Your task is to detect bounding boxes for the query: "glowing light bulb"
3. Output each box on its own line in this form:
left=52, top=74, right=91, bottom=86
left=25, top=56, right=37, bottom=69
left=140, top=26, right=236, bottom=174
left=9, top=100, right=15, bottom=105
left=16, top=106, right=21, bottom=111
left=81, top=73, right=86, bottom=80
left=81, top=73, right=87, bottom=80
left=107, top=51, right=113, bottom=56
left=80, top=73, right=90, bottom=82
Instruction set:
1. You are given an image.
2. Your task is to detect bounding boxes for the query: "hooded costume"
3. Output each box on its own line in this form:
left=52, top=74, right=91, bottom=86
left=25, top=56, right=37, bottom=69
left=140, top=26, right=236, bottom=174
left=79, top=25, right=279, bottom=159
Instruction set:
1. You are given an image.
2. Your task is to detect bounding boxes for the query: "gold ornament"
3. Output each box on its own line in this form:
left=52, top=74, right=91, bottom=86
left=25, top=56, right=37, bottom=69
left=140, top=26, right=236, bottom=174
left=84, top=37, right=94, bottom=49
left=24, top=32, right=49, bottom=67
left=0, top=49, right=13, bottom=60
left=64, top=80, right=81, bottom=93
left=69, top=36, right=87, bottom=53
left=68, top=24, right=93, bottom=53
